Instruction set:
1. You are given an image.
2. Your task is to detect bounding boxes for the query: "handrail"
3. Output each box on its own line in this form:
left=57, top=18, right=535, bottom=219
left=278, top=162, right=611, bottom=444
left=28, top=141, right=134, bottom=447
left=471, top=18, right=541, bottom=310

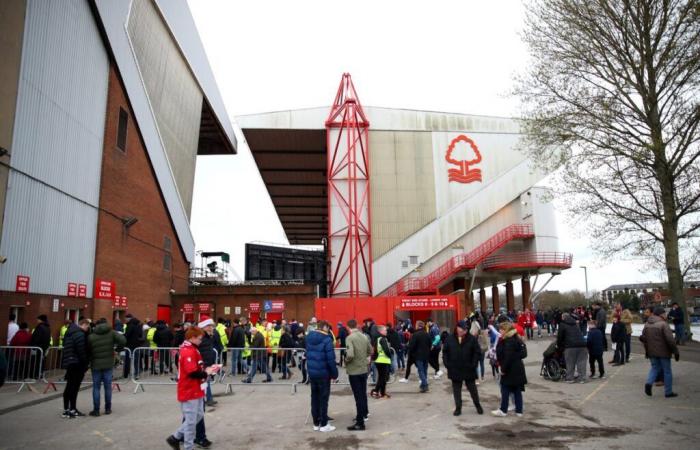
left=386, top=223, right=535, bottom=295
left=483, top=252, right=573, bottom=270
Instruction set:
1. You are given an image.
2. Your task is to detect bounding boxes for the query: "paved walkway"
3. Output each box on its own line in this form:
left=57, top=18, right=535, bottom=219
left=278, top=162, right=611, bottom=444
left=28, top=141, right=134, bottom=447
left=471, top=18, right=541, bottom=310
left=0, top=338, right=698, bottom=449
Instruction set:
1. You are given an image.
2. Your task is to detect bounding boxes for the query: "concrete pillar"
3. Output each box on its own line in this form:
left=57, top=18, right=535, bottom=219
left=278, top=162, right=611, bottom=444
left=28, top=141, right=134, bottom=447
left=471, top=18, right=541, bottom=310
left=522, top=276, right=531, bottom=311
left=464, top=288, right=474, bottom=316
left=491, top=284, right=500, bottom=313
left=479, top=287, right=486, bottom=314
left=506, top=281, right=515, bottom=313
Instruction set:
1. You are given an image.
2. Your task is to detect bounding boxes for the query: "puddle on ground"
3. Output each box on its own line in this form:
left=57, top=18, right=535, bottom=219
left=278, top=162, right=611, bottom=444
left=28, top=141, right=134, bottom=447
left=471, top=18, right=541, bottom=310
left=306, top=434, right=366, bottom=450
left=459, top=422, right=632, bottom=449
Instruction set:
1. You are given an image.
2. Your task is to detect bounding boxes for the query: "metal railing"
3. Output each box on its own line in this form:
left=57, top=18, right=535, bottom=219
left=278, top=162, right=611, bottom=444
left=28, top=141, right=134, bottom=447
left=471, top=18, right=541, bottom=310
left=483, top=252, right=573, bottom=270
left=385, top=223, right=534, bottom=296
left=0, top=346, right=44, bottom=393
left=130, top=347, right=219, bottom=393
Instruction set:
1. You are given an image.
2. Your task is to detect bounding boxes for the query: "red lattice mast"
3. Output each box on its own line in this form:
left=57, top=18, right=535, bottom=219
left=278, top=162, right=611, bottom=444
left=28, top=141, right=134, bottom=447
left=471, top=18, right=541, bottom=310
left=326, top=73, right=372, bottom=297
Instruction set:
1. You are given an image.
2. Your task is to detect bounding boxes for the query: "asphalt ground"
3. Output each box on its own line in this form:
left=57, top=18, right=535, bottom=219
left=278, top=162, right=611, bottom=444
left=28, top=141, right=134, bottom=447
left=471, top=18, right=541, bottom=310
left=0, top=337, right=698, bottom=450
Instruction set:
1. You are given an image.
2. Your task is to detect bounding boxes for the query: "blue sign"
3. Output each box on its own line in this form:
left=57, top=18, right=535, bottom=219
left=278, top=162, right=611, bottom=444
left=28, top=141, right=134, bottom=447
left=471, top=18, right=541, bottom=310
left=263, top=300, right=273, bottom=312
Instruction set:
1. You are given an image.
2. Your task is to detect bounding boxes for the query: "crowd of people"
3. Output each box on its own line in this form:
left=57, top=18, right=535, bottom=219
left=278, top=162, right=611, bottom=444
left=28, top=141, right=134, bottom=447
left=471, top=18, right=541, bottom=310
left=1, top=301, right=688, bottom=450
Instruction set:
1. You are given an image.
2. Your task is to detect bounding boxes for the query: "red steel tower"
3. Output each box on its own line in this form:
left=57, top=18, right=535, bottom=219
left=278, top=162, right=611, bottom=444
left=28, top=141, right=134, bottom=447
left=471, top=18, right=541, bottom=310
left=326, top=74, right=372, bottom=297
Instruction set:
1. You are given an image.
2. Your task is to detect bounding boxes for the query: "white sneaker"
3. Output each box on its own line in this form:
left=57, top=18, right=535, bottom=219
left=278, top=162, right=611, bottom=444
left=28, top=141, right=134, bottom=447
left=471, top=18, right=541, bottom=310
left=433, top=374, right=441, bottom=379
left=437, top=370, right=444, bottom=377
left=516, top=413, right=523, bottom=417
left=319, top=424, right=336, bottom=432
left=508, top=406, right=516, bottom=412
left=313, top=425, right=320, bottom=431
left=491, top=409, right=507, bottom=417
left=475, top=381, right=480, bottom=385
left=398, top=378, right=408, bottom=383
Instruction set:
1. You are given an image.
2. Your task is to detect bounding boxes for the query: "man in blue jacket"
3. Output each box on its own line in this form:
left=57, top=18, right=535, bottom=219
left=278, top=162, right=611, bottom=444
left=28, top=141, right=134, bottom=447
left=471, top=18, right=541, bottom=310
left=306, top=320, right=338, bottom=432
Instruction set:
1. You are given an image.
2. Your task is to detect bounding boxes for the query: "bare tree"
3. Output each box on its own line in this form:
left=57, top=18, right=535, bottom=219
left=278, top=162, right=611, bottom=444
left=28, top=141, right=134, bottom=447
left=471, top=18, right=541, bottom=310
left=516, top=0, right=700, bottom=332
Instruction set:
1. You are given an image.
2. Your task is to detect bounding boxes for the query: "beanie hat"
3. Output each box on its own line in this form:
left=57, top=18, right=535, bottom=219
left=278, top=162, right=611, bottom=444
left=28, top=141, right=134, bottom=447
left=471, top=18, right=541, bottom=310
left=456, top=320, right=468, bottom=330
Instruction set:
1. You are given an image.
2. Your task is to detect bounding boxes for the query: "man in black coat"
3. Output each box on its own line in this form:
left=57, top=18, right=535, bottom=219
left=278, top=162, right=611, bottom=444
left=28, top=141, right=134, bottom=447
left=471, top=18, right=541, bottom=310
left=228, top=319, right=246, bottom=375
left=442, top=320, right=483, bottom=416
left=153, top=321, right=174, bottom=374
left=31, top=314, right=52, bottom=379
left=123, top=314, right=144, bottom=379
left=408, top=320, right=431, bottom=393
left=61, top=319, right=90, bottom=418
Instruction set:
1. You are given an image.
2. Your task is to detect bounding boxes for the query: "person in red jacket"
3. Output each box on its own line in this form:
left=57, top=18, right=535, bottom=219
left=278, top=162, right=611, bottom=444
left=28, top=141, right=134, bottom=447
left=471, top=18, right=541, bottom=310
left=9, top=323, right=32, bottom=380
left=517, top=309, right=535, bottom=340
left=166, top=327, right=220, bottom=450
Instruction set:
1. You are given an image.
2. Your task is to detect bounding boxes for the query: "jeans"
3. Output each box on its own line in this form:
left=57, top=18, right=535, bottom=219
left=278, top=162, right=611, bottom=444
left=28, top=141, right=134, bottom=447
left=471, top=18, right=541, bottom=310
left=614, top=341, right=626, bottom=364
left=397, top=348, right=405, bottom=369
left=476, top=352, right=485, bottom=379
left=499, top=383, right=523, bottom=414
left=674, top=324, right=685, bottom=344
left=91, top=368, right=113, bottom=411
left=205, top=379, right=213, bottom=402
left=279, top=351, right=289, bottom=377
left=63, top=365, right=86, bottom=411
left=230, top=349, right=242, bottom=374
left=390, top=352, right=397, bottom=375
left=646, top=357, right=673, bottom=396
left=526, top=327, right=533, bottom=339
left=404, top=354, right=415, bottom=379
left=247, top=354, right=271, bottom=382
left=564, top=347, right=588, bottom=381
left=415, top=359, right=429, bottom=390
left=173, top=398, right=204, bottom=450
left=348, top=373, right=368, bottom=425
left=625, top=334, right=631, bottom=361
left=310, top=378, right=331, bottom=427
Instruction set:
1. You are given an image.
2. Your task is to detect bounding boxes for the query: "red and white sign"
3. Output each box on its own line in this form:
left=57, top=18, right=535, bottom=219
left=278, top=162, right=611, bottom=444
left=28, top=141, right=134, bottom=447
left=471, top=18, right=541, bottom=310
left=445, top=135, right=483, bottom=184
left=16, top=275, right=30, bottom=293
left=183, top=303, right=194, bottom=313
left=198, top=303, right=211, bottom=313
left=113, top=295, right=128, bottom=308
left=249, top=302, right=260, bottom=313
left=398, top=296, right=453, bottom=310
left=67, top=283, right=77, bottom=297
left=78, top=284, right=87, bottom=298
left=268, top=300, right=285, bottom=312
left=95, top=279, right=116, bottom=300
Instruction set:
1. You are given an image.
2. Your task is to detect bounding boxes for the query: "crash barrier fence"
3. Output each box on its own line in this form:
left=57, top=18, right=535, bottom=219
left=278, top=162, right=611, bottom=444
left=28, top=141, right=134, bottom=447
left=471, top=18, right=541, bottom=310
left=0, top=346, right=44, bottom=393
left=0, top=346, right=130, bottom=394
left=220, top=347, right=396, bottom=395
left=130, top=347, right=220, bottom=393
left=42, top=346, right=128, bottom=393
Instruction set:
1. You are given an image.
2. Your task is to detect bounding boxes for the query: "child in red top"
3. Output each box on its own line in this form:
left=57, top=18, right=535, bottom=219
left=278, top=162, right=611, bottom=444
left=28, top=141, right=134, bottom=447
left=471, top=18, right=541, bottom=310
left=167, top=327, right=220, bottom=450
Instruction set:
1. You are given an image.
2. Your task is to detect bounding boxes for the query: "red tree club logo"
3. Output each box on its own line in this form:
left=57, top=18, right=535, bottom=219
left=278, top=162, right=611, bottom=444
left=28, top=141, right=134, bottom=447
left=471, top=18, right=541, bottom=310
left=445, top=134, right=483, bottom=184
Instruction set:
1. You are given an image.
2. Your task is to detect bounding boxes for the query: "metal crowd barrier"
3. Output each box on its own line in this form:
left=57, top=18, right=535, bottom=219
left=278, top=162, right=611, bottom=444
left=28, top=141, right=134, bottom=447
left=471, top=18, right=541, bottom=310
left=0, top=346, right=44, bottom=393
left=130, top=347, right=219, bottom=393
left=222, top=347, right=300, bottom=394
left=42, top=346, right=129, bottom=394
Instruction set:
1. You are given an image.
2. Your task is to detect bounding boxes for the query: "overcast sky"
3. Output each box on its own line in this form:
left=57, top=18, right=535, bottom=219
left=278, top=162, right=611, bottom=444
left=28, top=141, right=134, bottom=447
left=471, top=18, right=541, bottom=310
left=188, top=0, right=663, bottom=293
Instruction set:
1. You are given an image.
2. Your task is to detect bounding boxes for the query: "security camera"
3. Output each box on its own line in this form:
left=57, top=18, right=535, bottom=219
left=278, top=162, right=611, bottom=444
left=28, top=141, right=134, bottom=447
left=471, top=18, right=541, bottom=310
left=0, top=256, right=7, bottom=264
left=169, top=289, right=176, bottom=294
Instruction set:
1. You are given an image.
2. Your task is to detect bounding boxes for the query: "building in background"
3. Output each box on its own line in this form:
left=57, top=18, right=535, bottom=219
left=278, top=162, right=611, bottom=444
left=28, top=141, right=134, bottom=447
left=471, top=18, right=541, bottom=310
left=238, top=75, right=573, bottom=326
left=0, top=0, right=236, bottom=344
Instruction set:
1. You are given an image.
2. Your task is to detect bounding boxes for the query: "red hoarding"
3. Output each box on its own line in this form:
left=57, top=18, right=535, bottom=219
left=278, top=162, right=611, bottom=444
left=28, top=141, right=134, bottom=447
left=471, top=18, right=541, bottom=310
left=67, top=283, right=77, bottom=297
left=16, top=275, right=30, bottom=293
left=78, top=284, right=87, bottom=298
left=95, top=279, right=115, bottom=300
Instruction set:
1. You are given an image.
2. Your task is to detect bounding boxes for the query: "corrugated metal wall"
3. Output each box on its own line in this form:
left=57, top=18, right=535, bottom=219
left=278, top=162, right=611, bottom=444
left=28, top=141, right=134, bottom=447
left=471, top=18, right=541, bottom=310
left=0, top=0, right=108, bottom=296
left=127, top=0, right=203, bottom=218
left=370, top=131, right=436, bottom=259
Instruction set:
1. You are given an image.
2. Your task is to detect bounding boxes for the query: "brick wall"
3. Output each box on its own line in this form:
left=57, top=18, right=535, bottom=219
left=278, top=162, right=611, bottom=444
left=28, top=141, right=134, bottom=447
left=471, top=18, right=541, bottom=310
left=92, top=65, right=190, bottom=323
